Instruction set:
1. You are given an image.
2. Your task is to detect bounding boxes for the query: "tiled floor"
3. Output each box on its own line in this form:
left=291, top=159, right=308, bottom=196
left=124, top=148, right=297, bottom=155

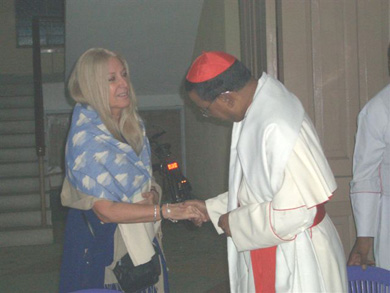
left=0, top=219, right=229, bottom=293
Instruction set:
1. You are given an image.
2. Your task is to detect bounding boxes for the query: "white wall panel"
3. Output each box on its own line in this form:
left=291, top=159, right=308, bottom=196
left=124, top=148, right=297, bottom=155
left=65, top=0, right=203, bottom=97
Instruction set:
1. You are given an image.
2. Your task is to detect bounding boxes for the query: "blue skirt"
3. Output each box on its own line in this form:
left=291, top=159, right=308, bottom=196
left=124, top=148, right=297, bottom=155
left=59, top=209, right=169, bottom=293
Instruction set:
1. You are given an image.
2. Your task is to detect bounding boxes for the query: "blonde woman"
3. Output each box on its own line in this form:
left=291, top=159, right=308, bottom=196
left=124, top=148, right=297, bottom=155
left=59, top=48, right=204, bottom=292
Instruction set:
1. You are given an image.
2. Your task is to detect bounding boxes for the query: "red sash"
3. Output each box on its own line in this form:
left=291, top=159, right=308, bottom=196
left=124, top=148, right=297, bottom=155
left=250, top=203, right=326, bottom=293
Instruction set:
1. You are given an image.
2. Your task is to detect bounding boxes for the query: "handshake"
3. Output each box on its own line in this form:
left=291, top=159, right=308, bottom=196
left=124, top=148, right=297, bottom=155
left=163, top=200, right=232, bottom=237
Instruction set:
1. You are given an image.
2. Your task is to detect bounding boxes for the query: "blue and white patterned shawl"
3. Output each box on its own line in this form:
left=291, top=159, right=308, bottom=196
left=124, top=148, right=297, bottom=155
left=65, top=103, right=152, bottom=203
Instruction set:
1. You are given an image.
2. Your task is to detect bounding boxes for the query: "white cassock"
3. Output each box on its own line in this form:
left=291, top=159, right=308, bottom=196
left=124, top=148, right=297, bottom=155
left=350, top=83, right=390, bottom=270
left=206, top=73, right=348, bottom=292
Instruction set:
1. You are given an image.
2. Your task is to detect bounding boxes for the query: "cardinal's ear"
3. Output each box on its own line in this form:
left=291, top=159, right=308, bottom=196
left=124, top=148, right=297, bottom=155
left=219, top=91, right=237, bottom=108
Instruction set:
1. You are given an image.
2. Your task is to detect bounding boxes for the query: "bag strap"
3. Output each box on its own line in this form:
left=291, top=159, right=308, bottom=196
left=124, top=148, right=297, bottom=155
left=82, top=211, right=96, bottom=238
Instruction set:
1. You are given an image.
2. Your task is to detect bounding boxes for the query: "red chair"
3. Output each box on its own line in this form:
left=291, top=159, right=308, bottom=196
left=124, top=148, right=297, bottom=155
left=347, top=266, right=390, bottom=293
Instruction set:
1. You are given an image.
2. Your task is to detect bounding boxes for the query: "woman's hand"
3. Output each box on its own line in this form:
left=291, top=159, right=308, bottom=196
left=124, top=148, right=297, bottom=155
left=161, top=202, right=208, bottom=224
left=182, top=200, right=210, bottom=226
left=139, top=188, right=160, bottom=205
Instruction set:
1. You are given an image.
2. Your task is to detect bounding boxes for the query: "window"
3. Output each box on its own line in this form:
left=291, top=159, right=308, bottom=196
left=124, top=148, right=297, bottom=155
left=15, top=0, right=64, bottom=47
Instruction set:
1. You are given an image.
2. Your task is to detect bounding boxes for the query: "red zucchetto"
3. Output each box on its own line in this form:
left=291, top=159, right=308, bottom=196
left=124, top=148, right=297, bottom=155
left=186, top=51, right=236, bottom=83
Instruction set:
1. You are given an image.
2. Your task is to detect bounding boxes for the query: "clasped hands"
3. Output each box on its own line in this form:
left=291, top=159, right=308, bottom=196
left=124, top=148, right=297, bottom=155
left=140, top=191, right=207, bottom=223
left=182, top=200, right=232, bottom=237
left=140, top=192, right=231, bottom=235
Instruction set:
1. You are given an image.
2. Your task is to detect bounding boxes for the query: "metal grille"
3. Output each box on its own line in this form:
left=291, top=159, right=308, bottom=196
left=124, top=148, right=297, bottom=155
left=15, top=0, right=64, bottom=47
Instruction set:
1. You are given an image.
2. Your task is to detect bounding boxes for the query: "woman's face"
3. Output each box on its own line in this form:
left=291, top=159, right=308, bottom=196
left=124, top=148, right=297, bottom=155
left=108, top=57, right=131, bottom=120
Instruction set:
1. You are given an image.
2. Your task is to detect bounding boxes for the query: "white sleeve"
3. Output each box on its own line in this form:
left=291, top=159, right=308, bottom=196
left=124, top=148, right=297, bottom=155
left=350, top=104, right=386, bottom=194
left=229, top=123, right=333, bottom=252
left=350, top=99, right=387, bottom=236
left=205, top=192, right=228, bottom=234
left=350, top=192, right=380, bottom=237
left=229, top=183, right=317, bottom=252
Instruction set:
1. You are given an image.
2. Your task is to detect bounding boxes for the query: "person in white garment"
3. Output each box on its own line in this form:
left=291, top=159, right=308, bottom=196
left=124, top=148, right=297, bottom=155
left=184, top=51, right=348, bottom=293
left=347, top=44, right=390, bottom=270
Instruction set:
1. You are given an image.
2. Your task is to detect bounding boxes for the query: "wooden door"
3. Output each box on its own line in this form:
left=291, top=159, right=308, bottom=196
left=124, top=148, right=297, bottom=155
left=278, top=0, right=389, bottom=256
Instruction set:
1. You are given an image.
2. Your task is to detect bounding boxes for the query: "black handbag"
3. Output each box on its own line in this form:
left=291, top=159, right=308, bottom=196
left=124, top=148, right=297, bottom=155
left=81, top=211, right=161, bottom=293
left=113, top=247, right=161, bottom=293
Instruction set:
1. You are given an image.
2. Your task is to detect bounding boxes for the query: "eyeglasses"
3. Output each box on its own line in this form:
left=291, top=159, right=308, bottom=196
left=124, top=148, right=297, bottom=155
left=199, top=91, right=231, bottom=118
left=199, top=98, right=217, bottom=118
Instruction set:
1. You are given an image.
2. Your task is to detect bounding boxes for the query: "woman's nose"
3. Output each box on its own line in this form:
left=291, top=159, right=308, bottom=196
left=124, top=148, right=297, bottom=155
left=118, top=76, right=128, bottom=87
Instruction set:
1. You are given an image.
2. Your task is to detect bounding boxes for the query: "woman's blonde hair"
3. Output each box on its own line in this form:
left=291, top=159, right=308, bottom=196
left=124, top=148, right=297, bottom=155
left=68, top=48, right=144, bottom=154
